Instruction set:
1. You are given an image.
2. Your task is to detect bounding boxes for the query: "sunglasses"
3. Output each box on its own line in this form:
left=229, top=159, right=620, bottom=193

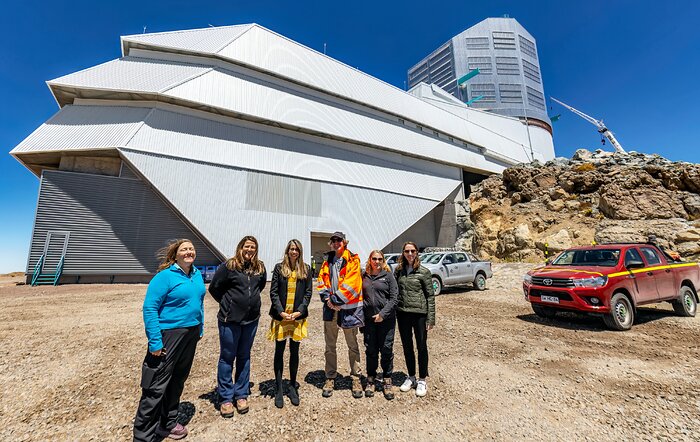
left=330, top=238, right=343, bottom=243
left=403, top=250, right=417, bottom=254
left=371, top=257, right=384, bottom=262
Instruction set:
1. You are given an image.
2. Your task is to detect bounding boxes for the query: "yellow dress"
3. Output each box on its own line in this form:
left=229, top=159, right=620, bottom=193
left=267, top=271, right=308, bottom=342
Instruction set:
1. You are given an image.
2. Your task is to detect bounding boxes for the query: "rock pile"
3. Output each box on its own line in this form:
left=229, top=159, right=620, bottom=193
left=460, top=149, right=700, bottom=262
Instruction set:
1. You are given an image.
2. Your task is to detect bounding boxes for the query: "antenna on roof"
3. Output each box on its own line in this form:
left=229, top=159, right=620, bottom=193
left=208, top=23, right=214, bottom=27
left=143, top=25, right=147, bottom=34
left=503, top=14, right=510, bottom=18
left=323, top=43, right=327, bottom=55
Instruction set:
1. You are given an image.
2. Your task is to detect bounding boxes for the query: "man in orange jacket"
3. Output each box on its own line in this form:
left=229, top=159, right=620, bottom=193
left=316, top=231, right=364, bottom=398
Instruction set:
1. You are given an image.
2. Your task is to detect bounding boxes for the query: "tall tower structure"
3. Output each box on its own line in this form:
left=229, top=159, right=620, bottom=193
left=408, top=17, right=550, bottom=130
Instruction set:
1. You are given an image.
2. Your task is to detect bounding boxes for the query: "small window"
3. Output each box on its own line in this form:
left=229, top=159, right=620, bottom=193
left=624, top=248, right=643, bottom=267
left=640, top=247, right=661, bottom=265
left=443, top=254, right=456, bottom=264
left=455, top=253, right=468, bottom=263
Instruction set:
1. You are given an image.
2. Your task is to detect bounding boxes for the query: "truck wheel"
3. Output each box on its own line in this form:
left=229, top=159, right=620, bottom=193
left=473, top=273, right=487, bottom=291
left=432, top=277, right=442, bottom=296
left=532, top=304, right=557, bottom=319
left=672, top=286, right=697, bottom=317
left=603, top=293, right=634, bottom=331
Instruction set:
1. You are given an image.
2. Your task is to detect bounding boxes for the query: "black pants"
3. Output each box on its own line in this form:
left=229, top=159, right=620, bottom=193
left=133, top=326, right=199, bottom=442
left=363, top=316, right=396, bottom=379
left=397, top=311, right=429, bottom=379
left=274, top=339, right=300, bottom=390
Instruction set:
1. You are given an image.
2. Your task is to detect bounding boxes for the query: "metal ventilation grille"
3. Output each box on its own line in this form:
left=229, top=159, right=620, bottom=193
left=492, top=32, right=516, bottom=50
left=465, top=37, right=490, bottom=50
left=468, top=57, right=493, bottom=74
left=499, top=84, right=523, bottom=103
left=522, top=59, right=541, bottom=83
left=496, top=57, right=520, bottom=75
left=526, top=86, right=546, bottom=110
left=245, top=172, right=321, bottom=215
left=519, top=35, right=537, bottom=58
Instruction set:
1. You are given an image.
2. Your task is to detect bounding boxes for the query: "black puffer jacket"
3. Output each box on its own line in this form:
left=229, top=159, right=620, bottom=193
left=209, top=262, right=267, bottom=324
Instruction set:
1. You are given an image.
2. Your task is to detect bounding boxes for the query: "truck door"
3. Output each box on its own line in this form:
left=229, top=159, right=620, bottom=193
left=640, top=247, right=676, bottom=300
left=454, top=252, right=473, bottom=283
left=442, top=253, right=460, bottom=284
left=625, top=247, right=659, bottom=303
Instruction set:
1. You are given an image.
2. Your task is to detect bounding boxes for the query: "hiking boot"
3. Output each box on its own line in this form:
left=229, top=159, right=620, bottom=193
left=288, top=382, right=300, bottom=406
left=236, top=398, right=249, bottom=414
left=275, top=388, right=284, bottom=409
left=352, top=376, right=363, bottom=399
left=322, top=378, right=334, bottom=398
left=416, top=379, right=427, bottom=397
left=364, top=377, right=375, bottom=397
left=382, top=379, right=395, bottom=400
left=400, top=376, right=416, bottom=392
left=219, top=401, right=235, bottom=418
left=156, top=423, right=188, bottom=440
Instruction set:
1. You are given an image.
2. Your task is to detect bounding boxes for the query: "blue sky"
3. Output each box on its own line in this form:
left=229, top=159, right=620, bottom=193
left=1, top=0, right=699, bottom=273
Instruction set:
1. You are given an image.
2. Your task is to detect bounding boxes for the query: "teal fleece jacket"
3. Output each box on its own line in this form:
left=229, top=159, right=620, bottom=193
left=143, top=264, right=206, bottom=352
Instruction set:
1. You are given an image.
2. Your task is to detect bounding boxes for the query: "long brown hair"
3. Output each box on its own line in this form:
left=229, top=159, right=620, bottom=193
left=397, top=241, right=420, bottom=271
left=157, top=239, right=194, bottom=272
left=281, top=239, right=308, bottom=279
left=365, top=250, right=390, bottom=274
left=226, top=236, right=265, bottom=275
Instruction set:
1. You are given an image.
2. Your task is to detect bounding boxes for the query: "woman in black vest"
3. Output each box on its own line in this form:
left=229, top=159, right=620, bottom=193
left=267, top=239, right=313, bottom=408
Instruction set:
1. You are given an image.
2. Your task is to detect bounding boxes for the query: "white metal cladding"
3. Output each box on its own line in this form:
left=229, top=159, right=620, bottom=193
left=46, top=57, right=524, bottom=169
left=28, top=170, right=222, bottom=275
left=122, top=25, right=254, bottom=54
left=12, top=104, right=462, bottom=200
left=122, top=149, right=453, bottom=268
left=120, top=24, right=553, bottom=162
left=10, top=105, right=150, bottom=154
left=49, top=57, right=211, bottom=92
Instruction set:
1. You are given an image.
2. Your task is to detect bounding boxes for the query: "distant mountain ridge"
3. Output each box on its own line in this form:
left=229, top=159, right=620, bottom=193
left=457, top=149, right=700, bottom=262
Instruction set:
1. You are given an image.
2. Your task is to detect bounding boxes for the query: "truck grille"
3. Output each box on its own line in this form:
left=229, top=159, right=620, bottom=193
left=531, top=277, right=574, bottom=288
left=530, top=289, right=573, bottom=301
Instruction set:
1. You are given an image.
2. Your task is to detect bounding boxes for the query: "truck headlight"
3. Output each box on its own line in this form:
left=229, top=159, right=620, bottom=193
left=523, top=274, right=532, bottom=284
left=573, top=276, right=608, bottom=288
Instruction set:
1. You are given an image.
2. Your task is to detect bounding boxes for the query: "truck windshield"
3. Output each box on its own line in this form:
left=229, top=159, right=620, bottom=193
left=552, top=249, right=621, bottom=267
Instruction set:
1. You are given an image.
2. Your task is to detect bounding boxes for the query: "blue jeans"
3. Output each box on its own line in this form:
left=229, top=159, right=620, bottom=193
left=217, top=320, right=258, bottom=402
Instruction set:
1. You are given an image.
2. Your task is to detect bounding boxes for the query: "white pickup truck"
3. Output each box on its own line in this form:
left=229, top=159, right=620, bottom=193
left=421, top=251, right=493, bottom=295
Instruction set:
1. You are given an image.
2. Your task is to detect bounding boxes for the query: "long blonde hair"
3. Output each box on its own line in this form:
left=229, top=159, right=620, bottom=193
left=365, top=250, right=390, bottom=274
left=226, top=236, right=265, bottom=275
left=281, top=239, right=308, bottom=279
left=397, top=241, right=421, bottom=271
left=157, top=239, right=194, bottom=272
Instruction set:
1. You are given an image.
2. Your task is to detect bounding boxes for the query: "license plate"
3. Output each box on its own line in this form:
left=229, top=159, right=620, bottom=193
left=541, top=295, right=559, bottom=304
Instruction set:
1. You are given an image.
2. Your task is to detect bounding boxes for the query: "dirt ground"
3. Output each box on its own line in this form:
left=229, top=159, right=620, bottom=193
left=1, top=264, right=699, bottom=441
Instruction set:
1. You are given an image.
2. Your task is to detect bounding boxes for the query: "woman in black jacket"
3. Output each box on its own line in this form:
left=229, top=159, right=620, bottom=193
left=362, top=250, right=398, bottom=400
left=267, top=239, right=313, bottom=408
left=209, top=236, right=266, bottom=418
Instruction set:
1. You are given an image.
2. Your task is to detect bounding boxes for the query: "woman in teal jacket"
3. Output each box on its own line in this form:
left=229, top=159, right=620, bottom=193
left=134, top=239, right=206, bottom=442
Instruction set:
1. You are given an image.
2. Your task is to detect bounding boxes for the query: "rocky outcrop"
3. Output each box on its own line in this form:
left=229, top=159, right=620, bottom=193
left=459, top=149, right=700, bottom=262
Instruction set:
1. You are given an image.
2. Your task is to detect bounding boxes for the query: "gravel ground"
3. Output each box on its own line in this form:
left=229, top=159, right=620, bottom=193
left=1, top=263, right=699, bottom=441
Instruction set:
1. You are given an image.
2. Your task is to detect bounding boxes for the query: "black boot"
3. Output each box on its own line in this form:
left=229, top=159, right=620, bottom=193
left=275, top=385, right=284, bottom=408
left=288, top=382, right=300, bottom=406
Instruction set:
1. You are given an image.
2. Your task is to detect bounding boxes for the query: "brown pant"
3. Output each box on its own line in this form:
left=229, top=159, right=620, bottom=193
left=323, top=311, right=362, bottom=379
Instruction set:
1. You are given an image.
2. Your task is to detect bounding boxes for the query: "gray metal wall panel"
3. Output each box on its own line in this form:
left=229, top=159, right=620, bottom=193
left=27, top=170, right=222, bottom=276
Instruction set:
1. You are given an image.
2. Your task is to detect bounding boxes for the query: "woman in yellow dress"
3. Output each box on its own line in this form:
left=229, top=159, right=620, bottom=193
left=267, top=239, right=313, bottom=408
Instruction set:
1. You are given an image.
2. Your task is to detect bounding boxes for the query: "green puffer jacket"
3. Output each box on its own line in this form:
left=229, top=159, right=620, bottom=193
left=395, top=265, right=435, bottom=326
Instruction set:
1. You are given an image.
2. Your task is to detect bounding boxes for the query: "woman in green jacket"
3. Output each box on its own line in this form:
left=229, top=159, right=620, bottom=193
left=394, top=241, right=435, bottom=397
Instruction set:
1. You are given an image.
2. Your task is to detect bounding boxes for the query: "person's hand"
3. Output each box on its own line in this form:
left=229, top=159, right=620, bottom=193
left=150, top=348, right=164, bottom=356
left=291, top=312, right=301, bottom=320
left=282, top=312, right=292, bottom=321
left=326, top=299, right=341, bottom=311
left=427, top=324, right=434, bottom=331
left=372, top=314, right=383, bottom=323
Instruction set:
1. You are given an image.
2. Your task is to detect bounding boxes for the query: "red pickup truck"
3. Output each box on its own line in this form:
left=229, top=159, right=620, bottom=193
left=523, top=244, right=699, bottom=330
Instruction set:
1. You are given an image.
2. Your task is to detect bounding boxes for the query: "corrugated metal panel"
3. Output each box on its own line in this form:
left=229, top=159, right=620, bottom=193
left=11, top=105, right=149, bottom=154
left=49, top=57, right=210, bottom=92
left=122, top=150, right=455, bottom=270
left=127, top=107, right=462, bottom=200
left=27, top=170, right=222, bottom=275
left=122, top=25, right=253, bottom=54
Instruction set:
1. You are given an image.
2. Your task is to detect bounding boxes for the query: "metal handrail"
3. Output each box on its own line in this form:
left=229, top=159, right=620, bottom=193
left=31, top=254, right=45, bottom=286
left=53, top=255, right=65, bottom=286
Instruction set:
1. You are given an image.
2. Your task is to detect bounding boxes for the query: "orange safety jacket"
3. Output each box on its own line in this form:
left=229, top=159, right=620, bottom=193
left=316, top=248, right=363, bottom=308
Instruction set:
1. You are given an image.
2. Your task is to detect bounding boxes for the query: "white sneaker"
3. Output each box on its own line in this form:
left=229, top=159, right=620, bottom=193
left=400, top=376, right=416, bottom=392
left=416, top=379, right=427, bottom=397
